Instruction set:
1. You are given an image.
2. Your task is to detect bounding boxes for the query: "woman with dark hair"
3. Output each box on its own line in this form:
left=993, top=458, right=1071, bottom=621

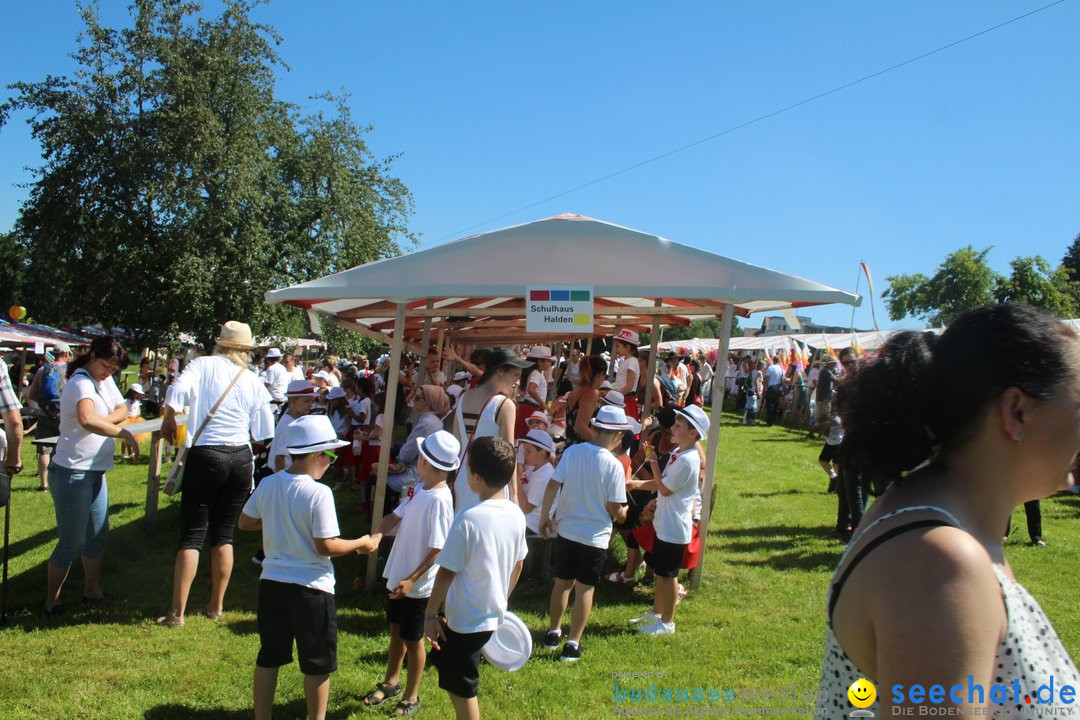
left=816, top=304, right=1080, bottom=717
left=564, top=355, right=609, bottom=447
left=451, top=348, right=530, bottom=512
left=156, top=321, right=276, bottom=627
left=612, top=330, right=641, bottom=419
left=44, top=337, right=139, bottom=615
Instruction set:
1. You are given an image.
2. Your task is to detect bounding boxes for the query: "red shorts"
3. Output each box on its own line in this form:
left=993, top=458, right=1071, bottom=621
left=357, top=442, right=382, bottom=484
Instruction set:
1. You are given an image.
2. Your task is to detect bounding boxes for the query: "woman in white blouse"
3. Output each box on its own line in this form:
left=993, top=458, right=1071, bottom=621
left=44, top=337, right=139, bottom=616
left=157, top=321, right=275, bottom=626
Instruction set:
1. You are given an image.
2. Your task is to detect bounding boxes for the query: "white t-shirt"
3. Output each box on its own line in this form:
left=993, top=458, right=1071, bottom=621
left=552, top=442, right=626, bottom=548
left=126, top=398, right=142, bottom=418
left=328, top=408, right=351, bottom=437
left=808, top=367, right=820, bottom=389
left=349, top=396, right=371, bottom=427
left=522, top=462, right=557, bottom=534
left=614, top=356, right=639, bottom=394
left=287, top=365, right=305, bottom=382
left=54, top=369, right=125, bottom=471
left=383, top=484, right=454, bottom=598
left=369, top=413, right=384, bottom=446
left=764, top=363, right=785, bottom=388
left=439, top=498, right=528, bottom=633
left=164, top=355, right=275, bottom=446
left=446, top=384, right=465, bottom=403
left=242, top=470, right=340, bottom=594
left=654, top=447, right=701, bottom=545
left=526, top=369, right=547, bottom=405
left=264, top=362, right=291, bottom=403
left=268, top=412, right=300, bottom=472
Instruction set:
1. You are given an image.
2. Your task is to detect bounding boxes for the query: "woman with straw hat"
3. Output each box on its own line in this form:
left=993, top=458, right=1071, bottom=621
left=157, top=321, right=276, bottom=627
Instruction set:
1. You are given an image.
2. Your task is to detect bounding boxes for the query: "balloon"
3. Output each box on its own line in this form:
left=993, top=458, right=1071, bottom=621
left=8, top=305, right=24, bottom=320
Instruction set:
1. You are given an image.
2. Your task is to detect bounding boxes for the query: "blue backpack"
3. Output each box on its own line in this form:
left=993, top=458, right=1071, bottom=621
left=39, top=363, right=64, bottom=409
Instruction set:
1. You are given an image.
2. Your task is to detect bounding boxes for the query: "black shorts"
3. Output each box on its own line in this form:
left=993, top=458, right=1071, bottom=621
left=34, top=414, right=59, bottom=454
left=615, top=489, right=656, bottom=538
left=178, top=445, right=253, bottom=550
left=818, top=443, right=840, bottom=464
left=645, top=537, right=685, bottom=578
left=554, top=535, right=606, bottom=587
left=386, top=595, right=428, bottom=642
left=429, top=625, right=493, bottom=699
left=256, top=580, right=337, bottom=675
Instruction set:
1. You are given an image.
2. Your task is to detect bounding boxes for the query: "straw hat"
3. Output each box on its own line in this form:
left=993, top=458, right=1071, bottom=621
left=215, top=321, right=258, bottom=350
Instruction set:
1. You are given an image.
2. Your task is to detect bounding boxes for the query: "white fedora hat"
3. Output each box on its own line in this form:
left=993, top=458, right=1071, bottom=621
left=526, top=345, right=553, bottom=360
left=675, top=404, right=710, bottom=439
left=327, top=386, right=347, bottom=400
left=482, top=611, right=532, bottom=672
left=265, top=347, right=283, bottom=358
left=600, top=390, right=625, bottom=408
left=129, top=383, right=145, bottom=395
left=591, top=405, right=632, bottom=432
left=517, top=428, right=555, bottom=455
left=285, top=415, right=350, bottom=455
left=415, top=430, right=462, bottom=472
left=286, top=380, right=316, bottom=397
left=215, top=320, right=258, bottom=350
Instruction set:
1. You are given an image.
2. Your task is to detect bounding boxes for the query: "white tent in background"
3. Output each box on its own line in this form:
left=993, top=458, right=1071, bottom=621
left=265, top=213, right=861, bottom=588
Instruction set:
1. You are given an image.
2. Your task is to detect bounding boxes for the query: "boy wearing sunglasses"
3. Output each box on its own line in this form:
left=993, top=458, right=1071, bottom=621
left=238, top=414, right=380, bottom=720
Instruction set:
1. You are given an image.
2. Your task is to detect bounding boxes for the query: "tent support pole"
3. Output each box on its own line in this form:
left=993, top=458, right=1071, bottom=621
left=690, top=302, right=734, bottom=591
left=365, top=302, right=406, bottom=590
left=641, top=299, right=662, bottom=418
left=417, top=299, right=434, bottom=386
left=585, top=336, right=593, bottom=356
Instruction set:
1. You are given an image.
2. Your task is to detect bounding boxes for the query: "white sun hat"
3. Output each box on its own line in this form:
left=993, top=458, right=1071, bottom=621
left=517, top=428, right=555, bottom=455
left=600, top=390, right=625, bottom=408
left=526, top=345, right=553, bottom=360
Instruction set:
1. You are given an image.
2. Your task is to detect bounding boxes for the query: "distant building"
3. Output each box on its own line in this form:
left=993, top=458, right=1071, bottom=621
left=746, top=315, right=864, bottom=337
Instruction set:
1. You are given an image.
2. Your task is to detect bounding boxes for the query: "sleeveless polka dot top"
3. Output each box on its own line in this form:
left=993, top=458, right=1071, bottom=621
left=816, top=506, right=1079, bottom=718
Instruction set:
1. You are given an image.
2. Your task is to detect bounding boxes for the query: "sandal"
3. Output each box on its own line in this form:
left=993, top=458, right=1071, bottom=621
left=361, top=681, right=401, bottom=707
left=391, top=699, right=421, bottom=716
left=606, top=570, right=636, bottom=585
left=154, top=614, right=185, bottom=628
left=200, top=607, right=222, bottom=620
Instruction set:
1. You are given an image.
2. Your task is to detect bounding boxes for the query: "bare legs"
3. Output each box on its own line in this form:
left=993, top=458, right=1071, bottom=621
left=166, top=544, right=233, bottom=620
left=548, top=577, right=596, bottom=643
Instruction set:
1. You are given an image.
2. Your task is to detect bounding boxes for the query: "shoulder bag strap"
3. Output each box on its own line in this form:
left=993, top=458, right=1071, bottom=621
left=188, top=366, right=246, bottom=446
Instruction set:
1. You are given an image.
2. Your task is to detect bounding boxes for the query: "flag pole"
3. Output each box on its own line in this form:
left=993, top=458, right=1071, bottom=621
left=848, top=261, right=863, bottom=333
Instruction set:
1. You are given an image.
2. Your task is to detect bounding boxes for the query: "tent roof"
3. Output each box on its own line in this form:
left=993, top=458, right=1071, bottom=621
left=265, top=214, right=861, bottom=343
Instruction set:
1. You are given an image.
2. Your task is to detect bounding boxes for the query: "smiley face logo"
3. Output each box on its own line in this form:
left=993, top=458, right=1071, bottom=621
left=847, top=678, right=876, bottom=708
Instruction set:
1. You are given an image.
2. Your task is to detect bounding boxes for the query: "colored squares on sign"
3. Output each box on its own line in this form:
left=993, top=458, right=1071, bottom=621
left=573, top=314, right=590, bottom=325
left=530, top=290, right=550, bottom=301
left=550, top=290, right=570, bottom=301
left=570, top=290, right=591, bottom=301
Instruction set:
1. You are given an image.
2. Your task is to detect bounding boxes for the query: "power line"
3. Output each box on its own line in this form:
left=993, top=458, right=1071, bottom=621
left=420, top=0, right=1066, bottom=248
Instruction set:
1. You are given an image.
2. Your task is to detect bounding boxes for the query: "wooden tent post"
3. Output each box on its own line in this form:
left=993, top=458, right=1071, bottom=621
left=417, top=299, right=434, bottom=386
left=690, top=303, right=734, bottom=590
left=365, top=302, right=406, bottom=589
left=640, top=298, right=662, bottom=418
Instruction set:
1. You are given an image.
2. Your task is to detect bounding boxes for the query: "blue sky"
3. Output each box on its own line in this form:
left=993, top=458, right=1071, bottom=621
left=2, top=1, right=1077, bottom=332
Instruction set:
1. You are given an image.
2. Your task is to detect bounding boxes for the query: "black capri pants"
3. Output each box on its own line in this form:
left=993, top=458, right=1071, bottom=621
left=179, top=445, right=253, bottom=550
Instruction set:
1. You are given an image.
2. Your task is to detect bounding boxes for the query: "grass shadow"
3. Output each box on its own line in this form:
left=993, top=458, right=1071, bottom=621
left=144, top=702, right=355, bottom=720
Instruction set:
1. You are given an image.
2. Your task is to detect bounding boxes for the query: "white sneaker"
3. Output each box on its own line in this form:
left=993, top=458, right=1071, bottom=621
left=628, top=610, right=660, bottom=625
left=637, top=620, right=676, bottom=636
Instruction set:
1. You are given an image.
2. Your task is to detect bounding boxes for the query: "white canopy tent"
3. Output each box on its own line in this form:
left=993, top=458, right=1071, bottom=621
left=266, top=213, right=861, bottom=588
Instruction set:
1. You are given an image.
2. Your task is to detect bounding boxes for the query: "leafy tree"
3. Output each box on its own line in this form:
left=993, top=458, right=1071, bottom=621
left=1, top=0, right=412, bottom=348
left=1062, top=232, right=1080, bottom=282
left=994, top=256, right=1078, bottom=318
left=883, top=246, right=1002, bottom=325
left=0, top=232, right=25, bottom=311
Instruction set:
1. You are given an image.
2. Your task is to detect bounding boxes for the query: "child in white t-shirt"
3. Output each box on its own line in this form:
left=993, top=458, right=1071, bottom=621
left=631, top=405, right=709, bottom=637
left=539, top=406, right=629, bottom=662
left=267, top=381, right=316, bottom=473
left=515, top=429, right=557, bottom=536
left=424, top=436, right=527, bottom=720
left=238, top=415, right=379, bottom=720
left=361, top=431, right=459, bottom=715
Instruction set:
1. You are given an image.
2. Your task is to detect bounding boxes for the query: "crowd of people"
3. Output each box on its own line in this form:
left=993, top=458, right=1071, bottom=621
left=2, top=302, right=1078, bottom=719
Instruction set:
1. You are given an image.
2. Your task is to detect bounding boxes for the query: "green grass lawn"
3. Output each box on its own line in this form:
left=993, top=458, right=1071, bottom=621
left=2, top=413, right=1078, bottom=719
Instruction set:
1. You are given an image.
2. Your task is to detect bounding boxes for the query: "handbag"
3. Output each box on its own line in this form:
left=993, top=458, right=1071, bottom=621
left=163, top=366, right=246, bottom=496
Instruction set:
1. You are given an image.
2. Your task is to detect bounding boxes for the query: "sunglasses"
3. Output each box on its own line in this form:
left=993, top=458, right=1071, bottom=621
left=321, top=450, right=338, bottom=462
